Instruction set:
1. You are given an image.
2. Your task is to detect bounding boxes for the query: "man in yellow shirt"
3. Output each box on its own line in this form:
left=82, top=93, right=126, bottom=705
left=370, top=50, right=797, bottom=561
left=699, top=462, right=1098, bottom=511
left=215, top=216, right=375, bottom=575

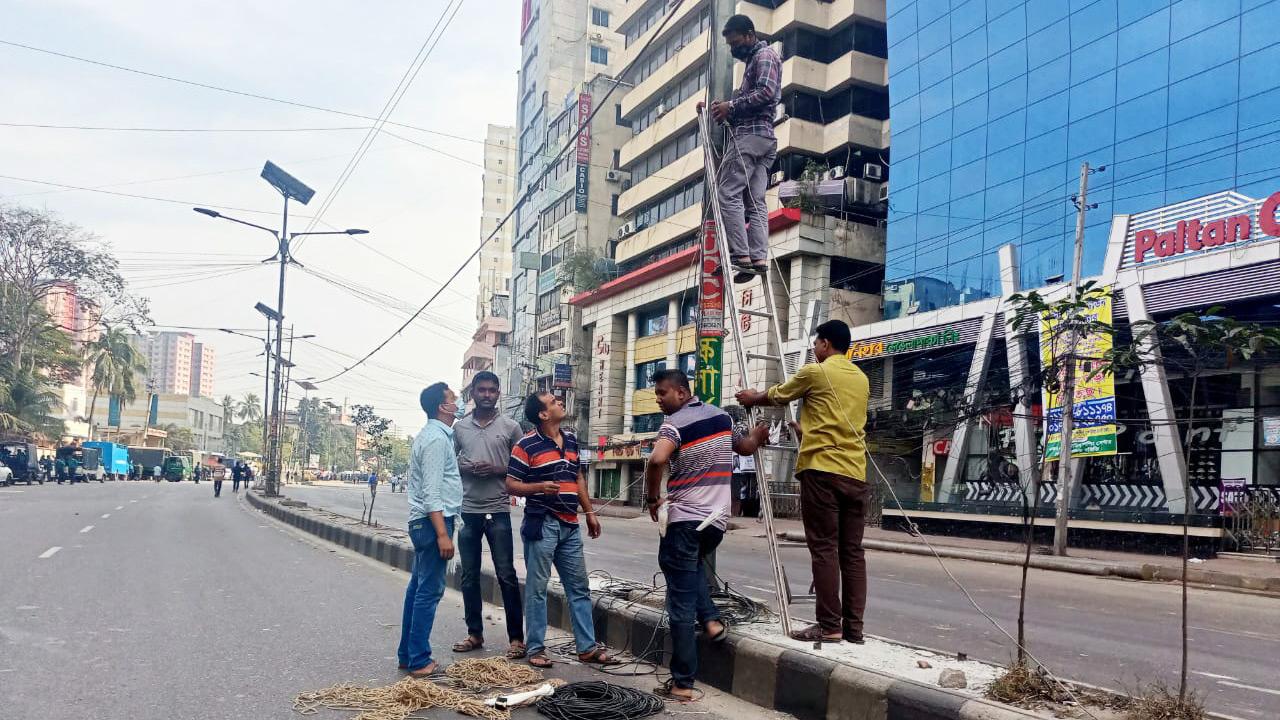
left=736, top=319, right=870, bottom=643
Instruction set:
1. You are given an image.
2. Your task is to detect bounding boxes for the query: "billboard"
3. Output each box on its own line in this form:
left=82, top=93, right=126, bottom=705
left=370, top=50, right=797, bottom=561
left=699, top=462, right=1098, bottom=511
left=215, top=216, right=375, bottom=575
left=1040, top=287, right=1117, bottom=459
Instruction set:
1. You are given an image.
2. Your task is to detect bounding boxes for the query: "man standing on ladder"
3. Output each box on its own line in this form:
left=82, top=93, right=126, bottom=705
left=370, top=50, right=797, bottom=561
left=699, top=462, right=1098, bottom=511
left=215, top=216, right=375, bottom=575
left=736, top=320, right=871, bottom=644
left=699, top=13, right=781, bottom=284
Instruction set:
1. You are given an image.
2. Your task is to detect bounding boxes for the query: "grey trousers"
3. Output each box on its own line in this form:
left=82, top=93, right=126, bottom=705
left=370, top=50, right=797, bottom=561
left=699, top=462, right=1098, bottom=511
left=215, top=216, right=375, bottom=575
left=717, top=133, right=777, bottom=263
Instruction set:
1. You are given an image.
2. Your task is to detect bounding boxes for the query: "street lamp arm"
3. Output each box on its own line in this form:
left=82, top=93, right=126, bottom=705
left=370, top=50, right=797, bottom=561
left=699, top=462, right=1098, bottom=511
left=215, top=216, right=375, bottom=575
left=289, top=229, right=369, bottom=239
left=192, top=207, right=279, bottom=237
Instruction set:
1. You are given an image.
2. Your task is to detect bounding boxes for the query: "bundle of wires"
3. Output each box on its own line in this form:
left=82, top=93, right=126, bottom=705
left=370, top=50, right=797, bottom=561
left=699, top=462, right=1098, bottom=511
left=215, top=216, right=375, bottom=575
left=710, top=580, right=776, bottom=626
left=534, top=681, right=664, bottom=720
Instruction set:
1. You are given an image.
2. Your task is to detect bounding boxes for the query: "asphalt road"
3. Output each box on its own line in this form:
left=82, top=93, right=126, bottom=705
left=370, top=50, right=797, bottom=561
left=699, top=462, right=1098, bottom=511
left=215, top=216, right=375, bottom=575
left=0, top=481, right=778, bottom=720
left=288, top=483, right=1280, bottom=719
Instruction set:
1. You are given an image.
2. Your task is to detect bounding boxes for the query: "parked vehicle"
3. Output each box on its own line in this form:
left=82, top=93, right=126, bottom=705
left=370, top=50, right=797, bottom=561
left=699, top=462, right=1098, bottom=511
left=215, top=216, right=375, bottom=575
left=0, top=441, right=41, bottom=486
left=127, top=447, right=169, bottom=480
left=54, top=444, right=105, bottom=483
left=163, top=455, right=189, bottom=482
left=83, top=441, right=130, bottom=481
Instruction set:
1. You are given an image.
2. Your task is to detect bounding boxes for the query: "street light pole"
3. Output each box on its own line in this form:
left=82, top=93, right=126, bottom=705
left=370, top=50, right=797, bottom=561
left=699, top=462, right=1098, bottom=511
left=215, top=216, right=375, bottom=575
left=193, top=161, right=365, bottom=496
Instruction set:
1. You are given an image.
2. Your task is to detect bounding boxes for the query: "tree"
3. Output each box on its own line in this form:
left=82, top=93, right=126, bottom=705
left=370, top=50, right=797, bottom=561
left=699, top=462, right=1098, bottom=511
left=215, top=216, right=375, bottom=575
left=0, top=204, right=149, bottom=372
left=162, top=424, right=197, bottom=455
left=1104, top=308, right=1280, bottom=707
left=84, top=325, right=147, bottom=437
left=237, top=393, right=263, bottom=423
left=0, top=371, right=64, bottom=437
left=351, top=404, right=392, bottom=468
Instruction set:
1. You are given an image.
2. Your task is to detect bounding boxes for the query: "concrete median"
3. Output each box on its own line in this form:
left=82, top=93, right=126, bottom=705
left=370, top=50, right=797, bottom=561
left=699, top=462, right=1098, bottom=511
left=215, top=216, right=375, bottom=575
left=246, top=491, right=1055, bottom=720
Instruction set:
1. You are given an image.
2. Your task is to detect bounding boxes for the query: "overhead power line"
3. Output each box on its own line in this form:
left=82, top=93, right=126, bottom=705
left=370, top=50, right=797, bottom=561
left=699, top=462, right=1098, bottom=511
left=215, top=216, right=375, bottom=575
left=310, top=0, right=690, bottom=384
left=0, top=121, right=372, bottom=133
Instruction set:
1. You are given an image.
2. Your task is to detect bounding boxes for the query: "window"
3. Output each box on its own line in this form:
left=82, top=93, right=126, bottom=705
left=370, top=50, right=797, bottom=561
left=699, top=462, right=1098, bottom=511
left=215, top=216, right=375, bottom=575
left=626, top=127, right=701, bottom=183
left=679, top=296, right=698, bottom=326
left=626, top=8, right=710, bottom=82
left=537, top=330, right=565, bottom=355
left=591, top=7, right=609, bottom=27
left=590, top=45, right=609, bottom=64
left=635, top=360, right=666, bottom=389
left=679, top=352, right=697, bottom=381
left=637, top=306, right=668, bottom=337
left=633, top=179, right=702, bottom=230
left=632, top=413, right=664, bottom=433
left=630, top=68, right=708, bottom=134
left=540, top=192, right=575, bottom=227
left=595, top=466, right=621, bottom=499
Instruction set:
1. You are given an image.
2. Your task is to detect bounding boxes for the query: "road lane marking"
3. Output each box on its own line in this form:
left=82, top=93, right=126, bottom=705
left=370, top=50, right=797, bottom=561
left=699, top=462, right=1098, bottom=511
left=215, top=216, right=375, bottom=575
left=1195, top=671, right=1239, bottom=681
left=38, top=547, right=62, bottom=559
left=1218, top=681, right=1280, bottom=697
left=129, top=500, right=137, bottom=503
left=1191, top=625, right=1280, bottom=643
left=101, top=513, right=110, bottom=519
left=115, top=506, right=123, bottom=510
left=878, top=578, right=928, bottom=587
left=80, top=525, right=94, bottom=533
left=744, top=585, right=776, bottom=595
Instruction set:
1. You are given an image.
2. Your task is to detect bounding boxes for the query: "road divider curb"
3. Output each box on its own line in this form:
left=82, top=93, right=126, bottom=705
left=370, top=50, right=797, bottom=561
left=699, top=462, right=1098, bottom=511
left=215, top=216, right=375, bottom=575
left=248, top=492, right=1052, bottom=720
left=779, top=532, right=1280, bottom=596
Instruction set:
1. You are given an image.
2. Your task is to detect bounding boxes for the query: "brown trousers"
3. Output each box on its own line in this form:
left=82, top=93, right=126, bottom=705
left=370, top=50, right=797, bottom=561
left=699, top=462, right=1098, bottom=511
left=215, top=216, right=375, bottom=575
left=798, top=469, right=868, bottom=635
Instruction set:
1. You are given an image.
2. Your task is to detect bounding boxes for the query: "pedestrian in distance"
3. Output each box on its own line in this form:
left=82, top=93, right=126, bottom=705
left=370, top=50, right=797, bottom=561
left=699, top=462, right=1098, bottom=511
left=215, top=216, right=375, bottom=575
left=736, top=319, right=871, bottom=644
left=451, top=371, right=527, bottom=660
left=397, top=382, right=463, bottom=679
left=152, top=464, right=162, bottom=482
left=232, top=461, right=243, bottom=493
left=697, top=13, right=781, bottom=284
left=213, top=465, right=224, bottom=497
left=507, top=391, right=614, bottom=670
left=55, top=456, right=67, bottom=485
left=645, top=370, right=769, bottom=701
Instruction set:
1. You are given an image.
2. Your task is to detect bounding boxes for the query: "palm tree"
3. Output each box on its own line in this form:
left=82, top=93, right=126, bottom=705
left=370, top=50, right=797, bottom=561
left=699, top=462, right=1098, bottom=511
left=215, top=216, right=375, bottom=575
left=238, top=392, right=263, bottom=424
left=84, top=326, right=147, bottom=439
left=0, top=371, right=65, bottom=438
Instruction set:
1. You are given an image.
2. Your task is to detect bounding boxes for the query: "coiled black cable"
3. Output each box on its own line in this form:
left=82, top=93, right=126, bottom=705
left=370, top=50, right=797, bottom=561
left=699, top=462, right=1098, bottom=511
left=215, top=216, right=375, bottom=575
left=534, top=681, right=664, bottom=720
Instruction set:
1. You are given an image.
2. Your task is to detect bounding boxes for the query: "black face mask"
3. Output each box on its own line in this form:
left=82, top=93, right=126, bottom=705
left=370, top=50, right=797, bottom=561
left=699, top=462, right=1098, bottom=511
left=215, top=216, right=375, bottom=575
left=730, top=43, right=753, bottom=61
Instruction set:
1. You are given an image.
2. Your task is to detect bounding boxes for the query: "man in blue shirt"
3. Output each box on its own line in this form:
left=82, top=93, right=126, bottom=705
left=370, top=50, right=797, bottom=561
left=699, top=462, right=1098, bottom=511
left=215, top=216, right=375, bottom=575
left=397, top=382, right=463, bottom=678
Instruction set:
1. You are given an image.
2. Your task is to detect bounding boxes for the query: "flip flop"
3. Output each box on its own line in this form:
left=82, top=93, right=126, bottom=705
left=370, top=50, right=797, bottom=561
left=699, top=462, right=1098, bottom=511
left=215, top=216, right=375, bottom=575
left=528, top=652, right=554, bottom=669
left=789, top=624, right=842, bottom=643
left=577, top=645, right=620, bottom=665
left=407, top=661, right=440, bottom=678
left=733, top=270, right=756, bottom=284
left=452, top=636, right=484, bottom=653
left=507, top=641, right=527, bottom=659
left=654, top=679, right=698, bottom=703
left=705, top=621, right=728, bottom=644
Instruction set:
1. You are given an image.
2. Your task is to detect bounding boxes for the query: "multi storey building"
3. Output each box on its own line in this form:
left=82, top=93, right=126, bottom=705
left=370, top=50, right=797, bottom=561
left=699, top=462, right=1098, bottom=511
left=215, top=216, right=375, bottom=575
left=477, top=124, right=518, bottom=323
left=189, top=342, right=216, bottom=399
left=140, top=331, right=195, bottom=395
left=509, top=0, right=629, bottom=418
left=43, top=281, right=99, bottom=439
left=882, top=0, right=1280, bottom=318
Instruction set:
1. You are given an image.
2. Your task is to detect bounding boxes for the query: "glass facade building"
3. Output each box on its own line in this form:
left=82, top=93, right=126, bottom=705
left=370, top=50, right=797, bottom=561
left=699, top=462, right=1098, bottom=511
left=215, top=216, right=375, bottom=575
left=883, top=0, right=1280, bottom=318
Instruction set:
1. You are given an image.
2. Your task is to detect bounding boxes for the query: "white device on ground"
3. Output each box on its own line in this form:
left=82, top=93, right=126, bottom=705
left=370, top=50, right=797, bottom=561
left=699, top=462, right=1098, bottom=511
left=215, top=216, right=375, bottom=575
left=486, top=683, right=556, bottom=709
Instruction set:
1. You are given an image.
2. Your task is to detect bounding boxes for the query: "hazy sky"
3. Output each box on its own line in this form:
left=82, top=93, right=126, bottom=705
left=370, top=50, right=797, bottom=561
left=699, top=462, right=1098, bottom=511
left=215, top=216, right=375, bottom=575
left=1, top=0, right=520, bottom=432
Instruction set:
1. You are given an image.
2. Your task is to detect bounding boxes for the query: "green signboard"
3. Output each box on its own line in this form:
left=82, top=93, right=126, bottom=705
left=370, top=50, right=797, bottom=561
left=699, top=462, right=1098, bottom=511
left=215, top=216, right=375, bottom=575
left=695, top=335, right=723, bottom=406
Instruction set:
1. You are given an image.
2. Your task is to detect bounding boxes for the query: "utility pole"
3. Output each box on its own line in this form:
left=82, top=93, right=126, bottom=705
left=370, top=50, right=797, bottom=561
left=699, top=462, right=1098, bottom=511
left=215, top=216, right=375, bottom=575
left=261, top=320, right=272, bottom=454
left=1052, top=162, right=1093, bottom=556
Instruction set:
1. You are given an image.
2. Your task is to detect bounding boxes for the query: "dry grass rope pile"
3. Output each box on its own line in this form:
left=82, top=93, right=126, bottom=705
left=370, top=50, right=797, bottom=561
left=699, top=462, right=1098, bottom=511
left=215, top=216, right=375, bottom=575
left=293, top=658, right=548, bottom=720
left=445, top=657, right=545, bottom=691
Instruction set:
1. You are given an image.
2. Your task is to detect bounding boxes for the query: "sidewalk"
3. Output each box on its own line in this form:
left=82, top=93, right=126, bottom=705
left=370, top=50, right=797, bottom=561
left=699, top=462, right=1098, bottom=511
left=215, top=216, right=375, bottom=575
left=592, top=500, right=1280, bottom=594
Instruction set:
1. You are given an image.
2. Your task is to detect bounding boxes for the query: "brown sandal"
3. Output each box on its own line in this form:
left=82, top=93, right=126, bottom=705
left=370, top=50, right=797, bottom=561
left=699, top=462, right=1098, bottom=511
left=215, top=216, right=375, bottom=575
left=528, top=651, right=553, bottom=668
left=451, top=636, right=484, bottom=653
left=578, top=645, right=620, bottom=665
left=789, top=624, right=842, bottom=643
left=507, top=641, right=527, bottom=659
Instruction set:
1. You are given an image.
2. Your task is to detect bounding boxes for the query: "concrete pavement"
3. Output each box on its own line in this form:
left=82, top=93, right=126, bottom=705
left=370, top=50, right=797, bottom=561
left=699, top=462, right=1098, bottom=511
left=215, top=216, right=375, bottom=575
left=285, top=483, right=1280, bottom=719
left=0, top=481, right=782, bottom=720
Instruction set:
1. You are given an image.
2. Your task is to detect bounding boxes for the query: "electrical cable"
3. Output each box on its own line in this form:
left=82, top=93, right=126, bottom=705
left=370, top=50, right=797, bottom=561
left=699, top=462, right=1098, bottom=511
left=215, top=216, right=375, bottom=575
left=534, top=681, right=664, bottom=720
left=0, top=121, right=371, bottom=133
left=311, top=0, right=691, bottom=384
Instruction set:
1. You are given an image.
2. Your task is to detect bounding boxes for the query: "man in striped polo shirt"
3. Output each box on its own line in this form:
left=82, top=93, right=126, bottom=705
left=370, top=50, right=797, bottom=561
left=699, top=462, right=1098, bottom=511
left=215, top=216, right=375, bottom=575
left=505, top=391, right=614, bottom=669
left=645, top=370, right=768, bottom=701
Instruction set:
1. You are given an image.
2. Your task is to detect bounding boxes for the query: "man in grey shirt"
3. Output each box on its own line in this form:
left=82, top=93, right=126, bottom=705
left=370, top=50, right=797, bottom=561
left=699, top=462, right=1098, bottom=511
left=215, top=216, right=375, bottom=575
left=451, top=371, right=527, bottom=658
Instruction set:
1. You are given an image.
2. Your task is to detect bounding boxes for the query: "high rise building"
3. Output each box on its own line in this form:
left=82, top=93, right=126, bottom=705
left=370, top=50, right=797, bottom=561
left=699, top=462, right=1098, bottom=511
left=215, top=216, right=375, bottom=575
left=139, top=331, right=195, bottom=395
left=477, top=124, right=518, bottom=323
left=882, top=0, right=1280, bottom=318
left=507, top=0, right=629, bottom=417
left=190, top=342, right=216, bottom=398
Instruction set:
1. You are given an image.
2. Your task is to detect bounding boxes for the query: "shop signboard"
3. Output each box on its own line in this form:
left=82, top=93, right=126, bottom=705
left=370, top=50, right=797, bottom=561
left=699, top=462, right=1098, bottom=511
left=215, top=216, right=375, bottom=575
left=1264, top=416, right=1280, bottom=447
left=553, top=363, right=572, bottom=389
left=1130, top=189, right=1280, bottom=266
left=847, top=327, right=961, bottom=360
left=696, top=219, right=725, bottom=405
left=1040, top=287, right=1117, bottom=459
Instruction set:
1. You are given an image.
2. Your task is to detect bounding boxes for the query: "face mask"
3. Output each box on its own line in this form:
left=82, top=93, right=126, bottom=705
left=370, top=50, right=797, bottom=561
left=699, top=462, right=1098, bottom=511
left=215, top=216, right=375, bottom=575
left=731, top=43, right=753, bottom=61
left=453, top=403, right=467, bottom=420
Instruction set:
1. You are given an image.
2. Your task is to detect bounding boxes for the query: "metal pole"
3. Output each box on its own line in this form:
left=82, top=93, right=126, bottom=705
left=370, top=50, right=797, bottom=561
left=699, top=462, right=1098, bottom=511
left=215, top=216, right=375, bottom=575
left=266, top=196, right=289, bottom=496
left=262, top=321, right=272, bottom=453
left=280, top=326, right=296, bottom=485
left=1052, top=162, right=1090, bottom=556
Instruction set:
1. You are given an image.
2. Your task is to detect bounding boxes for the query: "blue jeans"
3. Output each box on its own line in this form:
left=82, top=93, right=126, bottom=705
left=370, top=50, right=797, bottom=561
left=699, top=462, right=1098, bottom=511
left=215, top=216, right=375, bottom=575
left=397, top=515, right=455, bottom=671
left=523, top=517, right=595, bottom=656
left=659, top=521, right=724, bottom=689
left=458, top=512, right=524, bottom=643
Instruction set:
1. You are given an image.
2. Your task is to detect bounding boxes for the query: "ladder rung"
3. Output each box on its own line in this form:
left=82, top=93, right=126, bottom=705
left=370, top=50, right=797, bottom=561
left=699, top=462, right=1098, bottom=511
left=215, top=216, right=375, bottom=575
left=738, top=308, right=774, bottom=319
left=747, top=352, right=782, bottom=363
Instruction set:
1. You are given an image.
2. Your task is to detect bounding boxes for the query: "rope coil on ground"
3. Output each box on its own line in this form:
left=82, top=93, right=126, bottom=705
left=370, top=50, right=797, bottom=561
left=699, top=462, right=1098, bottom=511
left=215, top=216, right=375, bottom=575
left=445, top=657, right=545, bottom=691
left=534, top=681, right=665, bottom=720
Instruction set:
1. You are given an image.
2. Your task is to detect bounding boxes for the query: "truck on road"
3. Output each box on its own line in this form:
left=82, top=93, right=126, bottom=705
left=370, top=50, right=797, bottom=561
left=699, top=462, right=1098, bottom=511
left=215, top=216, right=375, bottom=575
left=127, top=446, right=169, bottom=480
left=83, top=441, right=130, bottom=481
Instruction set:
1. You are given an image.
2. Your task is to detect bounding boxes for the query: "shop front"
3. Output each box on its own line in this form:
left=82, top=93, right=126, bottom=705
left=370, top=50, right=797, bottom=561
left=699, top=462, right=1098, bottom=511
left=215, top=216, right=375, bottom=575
left=830, top=189, right=1280, bottom=546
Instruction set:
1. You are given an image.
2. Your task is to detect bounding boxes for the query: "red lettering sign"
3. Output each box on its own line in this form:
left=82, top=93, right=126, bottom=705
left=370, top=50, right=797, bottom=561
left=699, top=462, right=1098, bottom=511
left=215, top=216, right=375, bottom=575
left=1133, top=190, right=1280, bottom=263
left=699, top=220, right=725, bottom=333
left=576, top=94, right=592, bottom=164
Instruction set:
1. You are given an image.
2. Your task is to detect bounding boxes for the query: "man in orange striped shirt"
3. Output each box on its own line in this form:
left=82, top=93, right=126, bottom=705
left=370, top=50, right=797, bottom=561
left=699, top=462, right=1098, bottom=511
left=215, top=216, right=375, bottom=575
left=505, top=391, right=613, bottom=670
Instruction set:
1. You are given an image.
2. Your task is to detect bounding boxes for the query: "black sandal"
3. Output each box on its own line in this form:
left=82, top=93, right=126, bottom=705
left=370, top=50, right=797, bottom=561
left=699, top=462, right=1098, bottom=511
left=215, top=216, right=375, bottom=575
left=528, top=652, right=553, bottom=668
left=451, top=636, right=484, bottom=653
left=654, top=678, right=698, bottom=703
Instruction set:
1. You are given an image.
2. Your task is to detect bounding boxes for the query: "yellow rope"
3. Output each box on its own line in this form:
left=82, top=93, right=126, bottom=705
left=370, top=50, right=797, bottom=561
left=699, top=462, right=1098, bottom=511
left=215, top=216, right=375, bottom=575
left=293, top=659, right=548, bottom=720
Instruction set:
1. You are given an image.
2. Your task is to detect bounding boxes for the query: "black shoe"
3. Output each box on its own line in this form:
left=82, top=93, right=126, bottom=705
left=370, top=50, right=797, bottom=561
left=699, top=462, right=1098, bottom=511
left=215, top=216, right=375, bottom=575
left=843, top=632, right=865, bottom=644
left=733, top=270, right=755, bottom=284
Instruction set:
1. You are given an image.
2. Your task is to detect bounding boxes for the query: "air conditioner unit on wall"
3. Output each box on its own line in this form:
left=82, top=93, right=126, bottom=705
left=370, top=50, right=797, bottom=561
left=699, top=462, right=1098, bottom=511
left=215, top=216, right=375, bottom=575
left=769, top=171, right=785, bottom=187
left=878, top=183, right=889, bottom=202
left=616, top=222, right=635, bottom=240
left=864, top=162, right=883, bottom=180
left=828, top=165, right=846, bottom=180
left=605, top=170, right=630, bottom=183
left=656, top=102, right=669, bottom=118
left=590, top=32, right=603, bottom=42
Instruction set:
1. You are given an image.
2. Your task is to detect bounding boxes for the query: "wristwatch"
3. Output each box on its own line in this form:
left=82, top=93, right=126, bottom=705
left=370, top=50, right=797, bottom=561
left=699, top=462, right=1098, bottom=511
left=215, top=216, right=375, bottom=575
left=644, top=495, right=661, bottom=506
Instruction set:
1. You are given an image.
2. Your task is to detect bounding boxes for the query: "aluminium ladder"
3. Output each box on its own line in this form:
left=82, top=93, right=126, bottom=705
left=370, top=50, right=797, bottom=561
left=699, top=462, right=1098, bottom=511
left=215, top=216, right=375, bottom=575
left=698, top=112, right=804, bottom=637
